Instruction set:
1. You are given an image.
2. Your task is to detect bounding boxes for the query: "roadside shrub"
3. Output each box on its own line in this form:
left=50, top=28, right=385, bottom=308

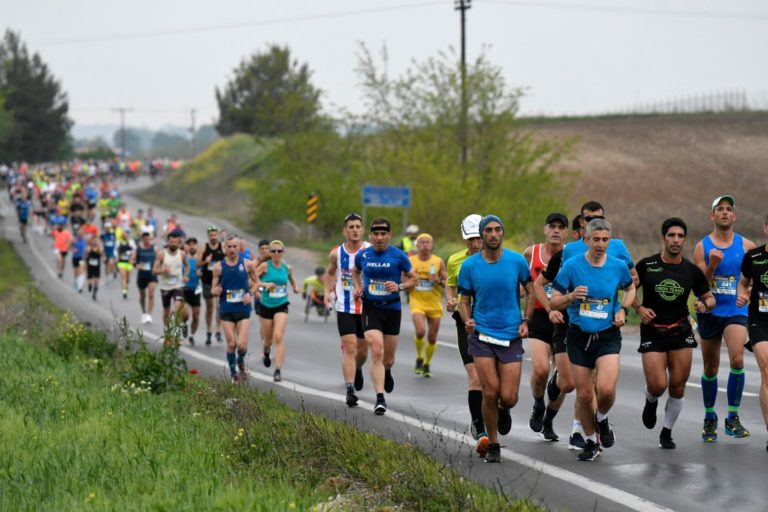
left=47, top=312, right=116, bottom=360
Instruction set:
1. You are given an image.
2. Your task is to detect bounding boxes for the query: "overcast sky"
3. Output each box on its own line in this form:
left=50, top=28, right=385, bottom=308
left=3, top=0, right=767, bottom=130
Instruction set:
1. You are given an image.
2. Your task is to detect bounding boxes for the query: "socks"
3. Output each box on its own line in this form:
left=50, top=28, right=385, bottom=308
left=543, top=407, right=559, bottom=426
left=236, top=349, right=247, bottom=366
left=701, top=373, right=718, bottom=420
left=645, top=388, right=658, bottom=403
left=414, top=336, right=425, bottom=359
left=572, top=419, right=582, bottom=434
left=533, top=395, right=545, bottom=412
left=425, top=342, right=436, bottom=364
left=663, top=397, right=684, bottom=430
left=586, top=432, right=597, bottom=443
left=226, top=352, right=236, bottom=376
left=596, top=411, right=607, bottom=422
left=468, top=390, right=485, bottom=434
left=727, top=368, right=745, bottom=419
left=346, top=383, right=354, bottom=394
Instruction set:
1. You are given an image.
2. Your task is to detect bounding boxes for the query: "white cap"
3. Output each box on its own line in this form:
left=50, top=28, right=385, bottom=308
left=405, top=224, right=419, bottom=235
left=460, top=214, right=482, bottom=240
left=711, top=195, right=735, bottom=211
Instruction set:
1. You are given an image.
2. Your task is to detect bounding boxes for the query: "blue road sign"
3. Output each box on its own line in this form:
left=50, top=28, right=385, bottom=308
left=362, top=185, right=411, bottom=208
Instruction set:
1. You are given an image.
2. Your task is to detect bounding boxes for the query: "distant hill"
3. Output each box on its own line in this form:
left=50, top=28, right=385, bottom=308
left=527, top=112, right=768, bottom=255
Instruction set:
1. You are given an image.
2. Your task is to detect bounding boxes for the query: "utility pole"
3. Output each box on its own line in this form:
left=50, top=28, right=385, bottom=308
left=455, top=0, right=471, bottom=168
left=111, top=107, right=133, bottom=159
left=189, top=108, right=197, bottom=157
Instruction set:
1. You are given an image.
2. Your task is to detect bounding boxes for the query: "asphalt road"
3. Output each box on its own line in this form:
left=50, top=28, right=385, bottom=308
left=3, top=178, right=767, bottom=512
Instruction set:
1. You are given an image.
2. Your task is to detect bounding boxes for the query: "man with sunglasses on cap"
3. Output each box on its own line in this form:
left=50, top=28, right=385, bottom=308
left=694, top=195, right=755, bottom=441
left=325, top=213, right=371, bottom=407
left=198, top=225, right=225, bottom=345
left=524, top=213, right=569, bottom=441
left=446, top=213, right=488, bottom=457
left=352, top=218, right=417, bottom=415
left=458, top=214, right=533, bottom=463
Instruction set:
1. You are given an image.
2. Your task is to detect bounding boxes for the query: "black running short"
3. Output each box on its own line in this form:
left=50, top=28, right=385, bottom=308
left=220, top=311, right=250, bottom=323
left=258, top=303, right=289, bottom=320
left=529, top=309, right=567, bottom=355
left=161, top=288, right=184, bottom=309
left=748, top=317, right=768, bottom=346
left=696, top=313, right=747, bottom=341
left=638, top=331, right=697, bottom=353
left=362, top=305, right=401, bottom=335
left=337, top=311, right=364, bottom=339
left=183, top=288, right=201, bottom=307
left=203, top=283, right=214, bottom=300
left=137, top=272, right=157, bottom=290
left=86, top=265, right=100, bottom=279
left=453, top=310, right=473, bottom=365
left=566, top=325, right=622, bottom=369
left=72, top=256, right=83, bottom=268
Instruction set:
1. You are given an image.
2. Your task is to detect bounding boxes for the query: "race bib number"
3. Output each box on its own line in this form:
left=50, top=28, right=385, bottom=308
left=367, top=279, right=389, bottom=296
left=166, top=275, right=180, bottom=286
left=340, top=272, right=354, bottom=291
left=226, top=289, right=245, bottom=303
left=104, top=241, right=114, bottom=248
left=269, top=285, right=287, bottom=298
left=759, top=291, right=768, bottom=313
left=579, top=298, right=611, bottom=320
left=88, top=258, right=99, bottom=266
left=478, top=333, right=510, bottom=348
left=415, top=279, right=433, bottom=292
left=141, top=262, right=152, bottom=271
left=711, top=275, right=737, bottom=296
left=543, top=282, right=554, bottom=300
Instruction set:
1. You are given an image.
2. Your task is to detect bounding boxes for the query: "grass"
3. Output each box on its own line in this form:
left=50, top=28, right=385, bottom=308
left=0, top=240, right=540, bottom=511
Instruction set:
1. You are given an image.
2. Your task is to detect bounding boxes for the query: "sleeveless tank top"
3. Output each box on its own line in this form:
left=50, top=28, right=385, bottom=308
left=260, top=260, right=290, bottom=309
left=334, top=242, right=370, bottom=314
left=158, top=249, right=184, bottom=290
left=702, top=233, right=746, bottom=317
left=135, top=244, right=156, bottom=274
left=219, top=256, right=251, bottom=314
left=408, top=254, right=443, bottom=311
left=529, top=243, right=555, bottom=310
left=185, top=257, right=199, bottom=290
left=86, top=249, right=101, bottom=269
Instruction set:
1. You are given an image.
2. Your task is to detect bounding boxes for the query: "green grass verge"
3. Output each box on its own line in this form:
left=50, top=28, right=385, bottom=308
left=0, top=241, right=540, bottom=511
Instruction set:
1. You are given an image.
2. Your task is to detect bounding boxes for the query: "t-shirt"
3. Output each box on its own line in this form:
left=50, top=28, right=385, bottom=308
left=446, top=249, right=470, bottom=289
left=354, top=245, right=412, bottom=311
left=562, top=238, right=634, bottom=269
left=740, top=245, right=768, bottom=319
left=554, top=254, right=633, bottom=333
left=52, top=229, right=73, bottom=252
left=457, top=249, right=531, bottom=340
left=636, top=253, right=709, bottom=338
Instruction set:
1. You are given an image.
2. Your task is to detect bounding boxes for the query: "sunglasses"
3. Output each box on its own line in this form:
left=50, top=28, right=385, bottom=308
left=344, top=213, right=362, bottom=223
left=270, top=249, right=284, bottom=253
left=207, top=225, right=218, bottom=232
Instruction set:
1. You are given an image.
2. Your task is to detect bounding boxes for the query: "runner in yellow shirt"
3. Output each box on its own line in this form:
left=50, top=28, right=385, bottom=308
left=408, top=233, right=447, bottom=377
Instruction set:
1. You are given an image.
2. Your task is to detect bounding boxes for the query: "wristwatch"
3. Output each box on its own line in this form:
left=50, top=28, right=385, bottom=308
left=398, top=283, right=404, bottom=291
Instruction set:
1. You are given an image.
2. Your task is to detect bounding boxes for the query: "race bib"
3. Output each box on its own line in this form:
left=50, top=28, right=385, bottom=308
left=711, top=275, right=737, bottom=296
left=367, top=279, right=389, bottom=296
left=759, top=291, right=768, bottom=313
left=579, top=298, right=611, bottom=320
left=195, top=284, right=202, bottom=296
left=340, top=272, right=354, bottom=291
left=88, top=258, right=99, bottom=266
left=104, top=241, right=114, bottom=248
left=415, top=279, right=434, bottom=292
left=166, top=275, right=180, bottom=286
left=478, top=333, right=510, bottom=348
left=543, top=282, right=554, bottom=300
left=269, top=285, right=287, bottom=298
left=226, top=289, right=245, bottom=303
left=141, top=262, right=152, bottom=271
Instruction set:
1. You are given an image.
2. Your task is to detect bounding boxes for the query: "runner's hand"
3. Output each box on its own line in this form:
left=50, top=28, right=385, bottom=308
left=735, top=294, right=749, bottom=308
left=384, top=281, right=399, bottom=292
left=446, top=297, right=457, bottom=313
left=353, top=287, right=363, bottom=299
left=571, top=286, right=588, bottom=301
left=243, top=292, right=251, bottom=305
left=548, top=310, right=564, bottom=324
left=464, top=319, right=476, bottom=334
left=708, top=249, right=723, bottom=267
left=518, top=321, right=529, bottom=339
left=637, top=306, right=656, bottom=324
left=613, top=308, right=626, bottom=327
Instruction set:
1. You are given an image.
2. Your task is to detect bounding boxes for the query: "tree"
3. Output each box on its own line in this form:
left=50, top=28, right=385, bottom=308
left=149, top=131, right=189, bottom=159
left=215, top=44, right=321, bottom=136
left=0, top=30, right=72, bottom=162
left=112, top=129, right=143, bottom=158
left=0, top=93, right=13, bottom=149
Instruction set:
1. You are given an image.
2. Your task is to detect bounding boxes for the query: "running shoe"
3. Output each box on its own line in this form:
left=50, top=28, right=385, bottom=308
left=231, top=374, right=239, bottom=385
left=346, top=391, right=359, bottom=408
left=262, top=350, right=272, bottom=368
left=542, top=424, right=559, bottom=442
left=206, top=333, right=212, bottom=346
left=642, top=398, right=658, bottom=429
left=238, top=362, right=248, bottom=382
left=475, top=434, right=490, bottom=457
left=146, top=315, right=153, bottom=324
left=122, top=289, right=128, bottom=299
left=497, top=406, right=512, bottom=436
left=188, top=336, right=195, bottom=346
left=470, top=422, right=479, bottom=440
left=374, top=397, right=387, bottom=415
left=421, top=363, right=432, bottom=378
left=725, top=415, right=750, bottom=438
left=546, top=369, right=560, bottom=402
left=414, top=357, right=424, bottom=374
left=568, top=432, right=586, bottom=450
left=702, top=418, right=718, bottom=442
left=529, top=405, right=545, bottom=433
left=577, top=439, right=601, bottom=461
left=215, top=332, right=223, bottom=343
left=659, top=428, right=676, bottom=449
left=273, top=369, right=282, bottom=382
left=384, top=369, right=394, bottom=393
left=354, top=367, right=364, bottom=391
left=484, top=442, right=501, bottom=463
left=182, top=323, right=188, bottom=338
left=596, top=416, right=615, bottom=448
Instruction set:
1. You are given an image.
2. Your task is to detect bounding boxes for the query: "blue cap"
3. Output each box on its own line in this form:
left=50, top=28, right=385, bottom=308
left=479, top=214, right=504, bottom=234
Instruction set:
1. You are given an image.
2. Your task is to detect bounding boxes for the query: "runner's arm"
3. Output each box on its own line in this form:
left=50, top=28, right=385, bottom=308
left=287, top=265, right=300, bottom=294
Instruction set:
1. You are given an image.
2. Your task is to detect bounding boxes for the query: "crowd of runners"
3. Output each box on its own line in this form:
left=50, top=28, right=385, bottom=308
left=6, top=161, right=768, bottom=465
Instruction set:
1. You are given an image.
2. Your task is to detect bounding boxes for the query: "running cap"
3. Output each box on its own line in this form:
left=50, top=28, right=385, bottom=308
left=207, top=225, right=219, bottom=232
left=104, top=221, right=113, bottom=228
left=186, top=237, right=198, bottom=244
left=545, top=213, right=568, bottom=226
left=460, top=214, right=482, bottom=239
left=405, top=224, right=419, bottom=235
left=416, top=233, right=433, bottom=242
left=479, top=214, right=504, bottom=234
left=141, top=227, right=152, bottom=236
left=711, top=195, right=735, bottom=211
left=168, top=229, right=184, bottom=238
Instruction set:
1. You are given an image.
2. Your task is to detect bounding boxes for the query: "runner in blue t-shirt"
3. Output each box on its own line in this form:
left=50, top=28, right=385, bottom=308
left=352, top=217, right=417, bottom=416
left=550, top=218, right=635, bottom=461
left=457, top=214, right=533, bottom=463
left=16, top=190, right=31, bottom=243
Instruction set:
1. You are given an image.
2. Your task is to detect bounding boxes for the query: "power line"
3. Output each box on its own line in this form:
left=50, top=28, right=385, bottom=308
left=485, top=0, right=768, bottom=21
left=37, top=1, right=446, bottom=47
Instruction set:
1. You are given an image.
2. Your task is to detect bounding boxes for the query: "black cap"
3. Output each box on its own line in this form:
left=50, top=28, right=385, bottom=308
left=545, top=213, right=568, bottom=226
